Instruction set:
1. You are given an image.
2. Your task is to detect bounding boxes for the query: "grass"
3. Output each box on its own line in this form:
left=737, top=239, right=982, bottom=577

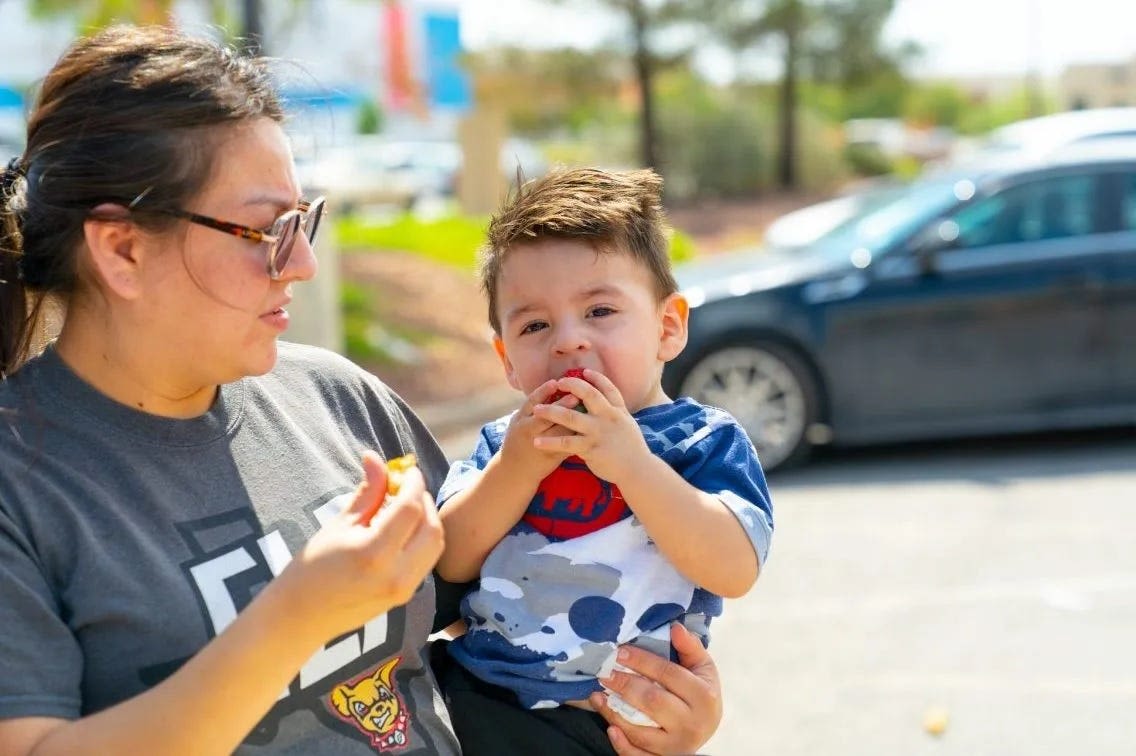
left=334, top=212, right=698, bottom=270
left=336, top=214, right=491, bottom=268
left=336, top=211, right=697, bottom=368
left=341, top=281, right=436, bottom=366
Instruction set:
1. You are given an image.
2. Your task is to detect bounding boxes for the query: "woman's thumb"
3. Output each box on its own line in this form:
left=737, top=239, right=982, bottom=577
left=346, top=451, right=389, bottom=526
left=670, top=622, right=706, bottom=662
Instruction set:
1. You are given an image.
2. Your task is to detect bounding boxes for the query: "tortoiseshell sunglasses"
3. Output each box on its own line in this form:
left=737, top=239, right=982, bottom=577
left=129, top=189, right=326, bottom=280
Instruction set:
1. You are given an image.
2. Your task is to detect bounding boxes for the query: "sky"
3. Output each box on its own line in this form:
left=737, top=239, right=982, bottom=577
left=460, top=0, right=1136, bottom=79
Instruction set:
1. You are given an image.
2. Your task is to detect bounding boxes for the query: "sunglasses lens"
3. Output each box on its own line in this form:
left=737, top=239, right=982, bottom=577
left=303, top=198, right=325, bottom=243
left=271, top=213, right=301, bottom=278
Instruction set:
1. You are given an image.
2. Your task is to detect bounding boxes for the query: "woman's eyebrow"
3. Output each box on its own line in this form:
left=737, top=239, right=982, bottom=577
left=241, top=193, right=300, bottom=213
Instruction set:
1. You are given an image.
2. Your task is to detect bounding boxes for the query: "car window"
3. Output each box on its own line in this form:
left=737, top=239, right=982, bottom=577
left=1121, top=173, right=1136, bottom=230
left=808, top=178, right=963, bottom=257
left=947, top=174, right=1097, bottom=248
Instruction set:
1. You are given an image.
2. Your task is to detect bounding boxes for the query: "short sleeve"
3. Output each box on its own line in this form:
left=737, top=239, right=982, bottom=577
left=0, top=506, right=83, bottom=719
left=435, top=416, right=507, bottom=507
left=380, top=386, right=453, bottom=497
left=673, top=422, right=774, bottom=567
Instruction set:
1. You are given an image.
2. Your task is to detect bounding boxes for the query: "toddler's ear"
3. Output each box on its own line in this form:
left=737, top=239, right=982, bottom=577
left=492, top=335, right=523, bottom=392
left=657, top=292, right=689, bottom=362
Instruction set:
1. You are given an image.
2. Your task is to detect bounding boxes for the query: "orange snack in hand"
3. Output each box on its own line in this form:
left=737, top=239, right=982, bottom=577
left=385, top=453, right=417, bottom=496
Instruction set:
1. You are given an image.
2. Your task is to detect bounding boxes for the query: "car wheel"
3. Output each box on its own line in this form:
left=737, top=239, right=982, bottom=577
left=678, top=341, right=819, bottom=472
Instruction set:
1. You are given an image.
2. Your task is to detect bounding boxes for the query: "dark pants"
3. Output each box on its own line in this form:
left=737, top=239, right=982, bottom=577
left=431, top=640, right=617, bottom=756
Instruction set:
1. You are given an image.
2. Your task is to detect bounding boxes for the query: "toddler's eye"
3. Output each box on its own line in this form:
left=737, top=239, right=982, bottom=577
left=588, top=306, right=615, bottom=318
left=520, top=321, right=547, bottom=335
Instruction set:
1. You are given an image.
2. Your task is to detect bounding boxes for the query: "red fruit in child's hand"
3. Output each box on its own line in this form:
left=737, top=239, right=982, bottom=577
left=549, top=368, right=589, bottom=412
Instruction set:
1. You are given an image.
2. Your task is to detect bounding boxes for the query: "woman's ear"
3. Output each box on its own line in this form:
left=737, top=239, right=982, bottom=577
left=492, top=334, right=523, bottom=392
left=82, top=204, right=146, bottom=300
left=658, top=292, right=689, bottom=363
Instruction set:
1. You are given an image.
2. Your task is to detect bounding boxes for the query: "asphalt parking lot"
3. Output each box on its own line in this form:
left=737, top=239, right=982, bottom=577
left=438, top=425, right=1135, bottom=754
left=701, top=428, right=1136, bottom=755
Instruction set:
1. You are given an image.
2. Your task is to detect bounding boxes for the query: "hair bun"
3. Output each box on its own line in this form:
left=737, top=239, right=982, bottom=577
left=1, top=157, right=24, bottom=197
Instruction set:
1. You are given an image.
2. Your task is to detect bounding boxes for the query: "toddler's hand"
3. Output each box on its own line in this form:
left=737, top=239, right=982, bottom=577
left=530, top=369, right=650, bottom=485
left=500, top=380, right=578, bottom=482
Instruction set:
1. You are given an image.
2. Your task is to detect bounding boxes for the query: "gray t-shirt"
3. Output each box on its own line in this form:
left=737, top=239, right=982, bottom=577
left=0, top=342, right=460, bottom=754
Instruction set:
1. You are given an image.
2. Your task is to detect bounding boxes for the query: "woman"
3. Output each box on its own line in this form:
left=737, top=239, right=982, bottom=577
left=0, top=26, right=721, bottom=755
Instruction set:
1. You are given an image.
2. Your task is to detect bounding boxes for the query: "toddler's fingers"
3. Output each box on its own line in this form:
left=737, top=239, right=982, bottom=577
left=579, top=368, right=626, bottom=410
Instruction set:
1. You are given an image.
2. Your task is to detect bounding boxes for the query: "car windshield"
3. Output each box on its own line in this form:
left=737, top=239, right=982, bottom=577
left=804, top=177, right=968, bottom=257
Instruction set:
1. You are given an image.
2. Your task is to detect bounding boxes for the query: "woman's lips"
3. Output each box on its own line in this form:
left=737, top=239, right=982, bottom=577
left=260, top=306, right=290, bottom=331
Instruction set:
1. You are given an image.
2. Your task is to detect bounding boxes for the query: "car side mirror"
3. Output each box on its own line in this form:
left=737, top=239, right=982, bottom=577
left=911, top=220, right=960, bottom=274
left=915, top=245, right=939, bottom=275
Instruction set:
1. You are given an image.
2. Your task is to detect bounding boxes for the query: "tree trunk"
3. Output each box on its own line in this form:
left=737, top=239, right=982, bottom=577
left=777, top=6, right=799, bottom=190
left=241, top=0, right=264, bottom=55
left=631, top=1, right=660, bottom=171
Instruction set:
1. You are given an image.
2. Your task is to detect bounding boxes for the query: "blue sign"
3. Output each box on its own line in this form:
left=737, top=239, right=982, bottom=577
left=423, top=12, right=471, bottom=111
left=0, top=86, right=24, bottom=110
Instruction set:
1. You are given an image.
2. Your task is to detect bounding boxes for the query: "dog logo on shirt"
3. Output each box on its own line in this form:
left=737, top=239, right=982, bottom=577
left=328, top=657, right=410, bottom=751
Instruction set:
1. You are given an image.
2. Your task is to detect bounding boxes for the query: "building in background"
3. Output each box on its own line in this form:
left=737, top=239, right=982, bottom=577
left=1060, top=56, right=1136, bottom=109
left=0, top=0, right=470, bottom=147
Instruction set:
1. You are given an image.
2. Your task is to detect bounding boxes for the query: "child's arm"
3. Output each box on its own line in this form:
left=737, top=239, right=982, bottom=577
left=436, top=380, right=572, bottom=583
left=610, top=455, right=759, bottom=598
left=532, top=370, right=770, bottom=598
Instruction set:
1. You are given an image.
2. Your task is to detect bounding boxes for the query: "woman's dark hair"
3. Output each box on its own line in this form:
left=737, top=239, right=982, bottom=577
left=0, top=24, right=285, bottom=378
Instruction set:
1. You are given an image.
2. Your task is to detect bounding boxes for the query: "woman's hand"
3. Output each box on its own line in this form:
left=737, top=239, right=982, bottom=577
left=282, top=451, right=445, bottom=644
left=589, top=623, right=723, bottom=755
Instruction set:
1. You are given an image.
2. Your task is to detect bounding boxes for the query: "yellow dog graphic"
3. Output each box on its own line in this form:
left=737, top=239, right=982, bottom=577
left=329, top=657, right=410, bottom=750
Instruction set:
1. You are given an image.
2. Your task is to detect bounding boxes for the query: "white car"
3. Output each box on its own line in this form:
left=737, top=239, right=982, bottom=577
left=766, top=108, right=1136, bottom=252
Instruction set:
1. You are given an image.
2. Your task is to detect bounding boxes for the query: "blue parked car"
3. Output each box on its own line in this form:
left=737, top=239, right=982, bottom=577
left=664, top=141, right=1136, bottom=471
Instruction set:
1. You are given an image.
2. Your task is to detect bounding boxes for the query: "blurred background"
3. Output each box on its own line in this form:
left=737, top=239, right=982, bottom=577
left=2, top=1, right=1134, bottom=753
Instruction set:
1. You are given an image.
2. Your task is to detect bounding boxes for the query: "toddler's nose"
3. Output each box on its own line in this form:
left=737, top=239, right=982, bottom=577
left=552, top=324, right=590, bottom=355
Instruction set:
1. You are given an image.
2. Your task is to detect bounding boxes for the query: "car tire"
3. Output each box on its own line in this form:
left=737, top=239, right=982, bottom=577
left=677, top=340, right=821, bottom=472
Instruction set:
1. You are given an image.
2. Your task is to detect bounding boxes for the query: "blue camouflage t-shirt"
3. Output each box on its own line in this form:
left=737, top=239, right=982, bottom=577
left=437, top=397, right=773, bottom=709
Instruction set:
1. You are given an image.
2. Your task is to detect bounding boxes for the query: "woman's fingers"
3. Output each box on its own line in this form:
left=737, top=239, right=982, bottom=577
left=594, top=628, right=722, bottom=754
left=346, top=451, right=388, bottom=526
left=589, top=693, right=669, bottom=754
left=605, top=723, right=656, bottom=756
left=397, top=490, right=445, bottom=580
left=369, top=466, right=429, bottom=544
left=670, top=622, right=720, bottom=693
left=361, top=468, right=444, bottom=603
left=597, top=666, right=685, bottom=736
left=616, top=631, right=713, bottom=708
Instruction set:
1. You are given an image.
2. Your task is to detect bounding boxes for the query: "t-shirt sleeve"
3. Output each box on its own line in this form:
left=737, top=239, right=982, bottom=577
left=674, top=422, right=774, bottom=567
left=435, top=418, right=505, bottom=508
left=381, top=387, right=453, bottom=497
left=0, top=506, right=83, bottom=719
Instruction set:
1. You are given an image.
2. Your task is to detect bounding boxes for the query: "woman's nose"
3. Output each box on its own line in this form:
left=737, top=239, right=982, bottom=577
left=280, top=231, right=318, bottom=282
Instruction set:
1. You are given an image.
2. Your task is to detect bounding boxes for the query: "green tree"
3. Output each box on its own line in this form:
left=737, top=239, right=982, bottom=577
left=355, top=99, right=384, bottom=135
left=904, top=82, right=970, bottom=129
left=463, top=46, right=625, bottom=137
left=550, top=0, right=704, bottom=172
left=29, top=0, right=178, bottom=26
left=28, top=0, right=260, bottom=50
left=698, top=0, right=913, bottom=189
